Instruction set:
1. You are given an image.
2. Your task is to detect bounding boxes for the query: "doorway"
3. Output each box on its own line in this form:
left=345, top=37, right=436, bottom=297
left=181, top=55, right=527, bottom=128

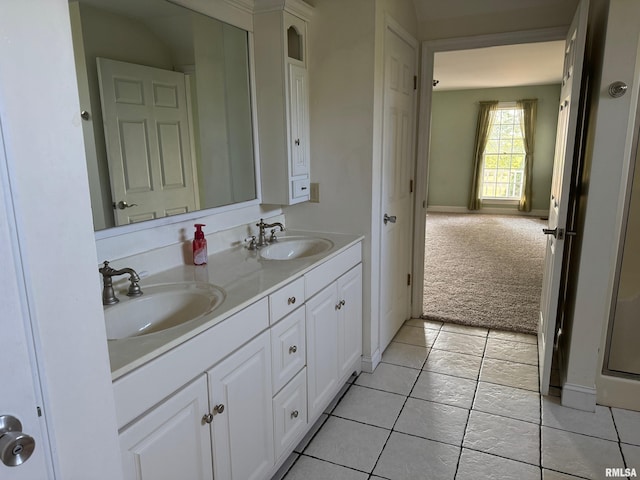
left=413, top=3, right=589, bottom=395
left=412, top=30, right=570, bottom=321
left=421, top=42, right=565, bottom=333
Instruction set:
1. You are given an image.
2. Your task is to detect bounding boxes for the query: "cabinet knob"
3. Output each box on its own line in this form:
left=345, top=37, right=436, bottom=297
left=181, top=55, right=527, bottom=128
left=213, top=404, right=225, bottom=415
left=294, top=138, right=300, bottom=146
left=335, top=302, right=341, bottom=310
left=289, top=345, right=298, bottom=354
left=290, top=410, right=299, bottom=419
left=288, top=296, right=296, bottom=305
left=202, top=413, right=214, bottom=424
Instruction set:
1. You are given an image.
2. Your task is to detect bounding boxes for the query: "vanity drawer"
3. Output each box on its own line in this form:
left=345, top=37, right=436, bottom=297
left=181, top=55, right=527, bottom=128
left=291, top=178, right=310, bottom=199
left=273, top=367, right=307, bottom=460
left=305, top=242, right=362, bottom=298
left=271, top=307, right=306, bottom=393
left=270, top=277, right=305, bottom=324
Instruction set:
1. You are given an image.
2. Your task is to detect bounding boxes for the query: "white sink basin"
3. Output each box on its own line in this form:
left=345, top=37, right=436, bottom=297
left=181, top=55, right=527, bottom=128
left=260, top=236, right=333, bottom=260
left=104, top=282, right=225, bottom=340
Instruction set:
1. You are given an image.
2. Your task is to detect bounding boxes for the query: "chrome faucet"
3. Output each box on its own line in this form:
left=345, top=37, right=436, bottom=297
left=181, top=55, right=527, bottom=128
left=99, top=261, right=143, bottom=305
left=256, top=218, right=285, bottom=247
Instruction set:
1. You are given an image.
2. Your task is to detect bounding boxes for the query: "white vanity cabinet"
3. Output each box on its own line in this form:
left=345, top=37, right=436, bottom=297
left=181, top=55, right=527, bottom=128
left=113, top=239, right=362, bottom=480
left=208, top=331, right=274, bottom=480
left=254, top=1, right=313, bottom=205
left=306, top=264, right=363, bottom=419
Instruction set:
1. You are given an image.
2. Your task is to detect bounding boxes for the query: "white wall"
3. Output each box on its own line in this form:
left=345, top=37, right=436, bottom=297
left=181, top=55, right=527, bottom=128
left=0, top=1, right=123, bottom=477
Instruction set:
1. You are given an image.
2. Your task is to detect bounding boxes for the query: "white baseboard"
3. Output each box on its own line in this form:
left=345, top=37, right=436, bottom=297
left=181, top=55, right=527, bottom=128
left=361, top=348, right=381, bottom=373
left=561, top=382, right=597, bottom=412
left=427, top=205, right=548, bottom=218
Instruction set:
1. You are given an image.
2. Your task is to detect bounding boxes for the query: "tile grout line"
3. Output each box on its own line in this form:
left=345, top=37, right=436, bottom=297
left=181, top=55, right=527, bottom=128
left=454, top=332, right=488, bottom=479
left=366, top=324, right=443, bottom=478
left=609, top=407, right=629, bottom=470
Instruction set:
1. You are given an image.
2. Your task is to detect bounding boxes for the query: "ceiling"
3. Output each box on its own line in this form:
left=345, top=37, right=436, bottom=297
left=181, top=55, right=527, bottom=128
left=433, top=41, right=566, bottom=91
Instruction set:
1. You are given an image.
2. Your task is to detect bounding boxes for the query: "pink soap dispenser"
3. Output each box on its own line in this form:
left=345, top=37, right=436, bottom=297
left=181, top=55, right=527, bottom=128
left=193, top=224, right=208, bottom=265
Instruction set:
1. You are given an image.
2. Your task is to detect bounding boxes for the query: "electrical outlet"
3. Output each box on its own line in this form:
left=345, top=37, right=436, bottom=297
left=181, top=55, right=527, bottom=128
left=310, top=182, right=320, bottom=203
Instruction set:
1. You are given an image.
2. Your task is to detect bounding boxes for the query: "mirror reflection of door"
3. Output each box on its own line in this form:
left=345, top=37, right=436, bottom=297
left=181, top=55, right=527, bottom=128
left=97, top=58, right=198, bottom=226
left=69, top=0, right=257, bottom=232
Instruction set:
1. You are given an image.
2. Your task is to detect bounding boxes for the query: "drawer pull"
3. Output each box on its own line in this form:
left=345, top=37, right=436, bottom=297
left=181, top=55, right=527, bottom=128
left=288, top=296, right=296, bottom=305
left=290, top=410, right=299, bottom=419
left=202, top=413, right=213, bottom=424
left=213, top=404, right=225, bottom=415
left=289, top=345, right=298, bottom=354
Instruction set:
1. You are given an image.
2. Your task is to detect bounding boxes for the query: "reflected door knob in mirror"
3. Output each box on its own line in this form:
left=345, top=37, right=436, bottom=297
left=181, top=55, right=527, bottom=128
left=114, top=201, right=138, bottom=210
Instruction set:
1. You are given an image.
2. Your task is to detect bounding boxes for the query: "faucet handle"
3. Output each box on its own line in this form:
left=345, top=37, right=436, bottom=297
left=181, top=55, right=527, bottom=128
left=244, top=235, right=257, bottom=250
left=269, top=229, right=279, bottom=243
left=127, top=278, right=143, bottom=297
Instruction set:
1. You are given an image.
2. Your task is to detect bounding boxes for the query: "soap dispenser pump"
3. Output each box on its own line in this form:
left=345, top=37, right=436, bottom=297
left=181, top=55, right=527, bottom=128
left=193, top=224, right=207, bottom=265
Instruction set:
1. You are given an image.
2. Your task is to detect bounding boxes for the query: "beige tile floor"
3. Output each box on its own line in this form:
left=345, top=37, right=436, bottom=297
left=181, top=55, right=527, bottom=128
left=272, top=319, right=640, bottom=480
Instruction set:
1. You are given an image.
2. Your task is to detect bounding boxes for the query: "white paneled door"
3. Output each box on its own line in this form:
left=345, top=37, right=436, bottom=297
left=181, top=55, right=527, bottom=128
left=0, top=127, right=51, bottom=479
left=379, top=21, right=418, bottom=351
left=97, top=58, right=198, bottom=226
left=538, top=0, right=589, bottom=395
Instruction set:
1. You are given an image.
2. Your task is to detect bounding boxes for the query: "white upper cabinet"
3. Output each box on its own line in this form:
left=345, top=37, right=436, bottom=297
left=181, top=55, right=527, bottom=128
left=254, top=1, right=313, bottom=205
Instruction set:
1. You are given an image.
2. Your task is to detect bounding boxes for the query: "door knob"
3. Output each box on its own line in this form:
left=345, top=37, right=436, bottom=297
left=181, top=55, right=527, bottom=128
left=383, top=214, right=397, bottom=225
left=114, top=200, right=138, bottom=210
left=0, top=415, right=35, bottom=467
left=542, top=228, right=576, bottom=240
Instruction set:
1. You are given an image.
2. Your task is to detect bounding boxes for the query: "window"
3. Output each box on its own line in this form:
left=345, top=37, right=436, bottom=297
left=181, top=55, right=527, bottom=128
left=481, top=105, right=525, bottom=200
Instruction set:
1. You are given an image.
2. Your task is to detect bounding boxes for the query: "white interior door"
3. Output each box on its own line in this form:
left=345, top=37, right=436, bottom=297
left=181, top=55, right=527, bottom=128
left=379, top=22, right=418, bottom=351
left=538, top=0, right=589, bottom=395
left=0, top=126, right=51, bottom=479
left=97, top=58, right=198, bottom=226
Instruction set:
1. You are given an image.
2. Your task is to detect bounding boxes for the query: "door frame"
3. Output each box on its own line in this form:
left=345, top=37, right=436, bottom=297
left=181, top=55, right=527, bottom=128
left=411, top=27, right=569, bottom=318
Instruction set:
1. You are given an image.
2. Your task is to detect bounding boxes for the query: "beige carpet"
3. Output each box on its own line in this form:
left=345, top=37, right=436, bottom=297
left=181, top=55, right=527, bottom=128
left=422, top=213, right=546, bottom=334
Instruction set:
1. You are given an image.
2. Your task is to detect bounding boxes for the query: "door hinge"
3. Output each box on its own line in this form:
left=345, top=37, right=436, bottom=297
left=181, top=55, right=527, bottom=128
left=422, top=200, right=426, bottom=209
left=414, top=76, right=417, bottom=90
left=407, top=274, right=411, bottom=286
left=409, top=179, right=413, bottom=193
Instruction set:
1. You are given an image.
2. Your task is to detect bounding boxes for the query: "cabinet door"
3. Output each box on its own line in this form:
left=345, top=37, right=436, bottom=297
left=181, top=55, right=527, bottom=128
left=119, top=375, right=213, bottom=480
left=208, top=332, right=274, bottom=480
left=338, top=264, right=363, bottom=379
left=305, top=283, right=339, bottom=419
left=288, top=63, right=310, bottom=178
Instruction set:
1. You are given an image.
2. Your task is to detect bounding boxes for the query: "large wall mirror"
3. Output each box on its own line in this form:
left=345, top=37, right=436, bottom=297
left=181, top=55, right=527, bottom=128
left=69, top=0, right=258, bottom=232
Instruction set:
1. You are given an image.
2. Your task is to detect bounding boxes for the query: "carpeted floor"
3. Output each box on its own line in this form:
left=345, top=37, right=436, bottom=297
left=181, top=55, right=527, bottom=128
left=422, top=213, right=547, bottom=334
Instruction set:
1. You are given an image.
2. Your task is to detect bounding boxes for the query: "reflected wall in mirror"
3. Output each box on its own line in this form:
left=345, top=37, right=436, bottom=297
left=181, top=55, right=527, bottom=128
left=69, top=0, right=257, bottom=231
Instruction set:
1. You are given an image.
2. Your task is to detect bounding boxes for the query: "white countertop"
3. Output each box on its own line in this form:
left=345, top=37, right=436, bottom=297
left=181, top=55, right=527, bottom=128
left=107, top=230, right=363, bottom=380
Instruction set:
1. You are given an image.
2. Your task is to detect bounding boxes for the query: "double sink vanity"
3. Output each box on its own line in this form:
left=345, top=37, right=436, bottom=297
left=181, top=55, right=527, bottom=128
left=105, top=231, right=363, bottom=480
left=70, top=0, right=364, bottom=476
